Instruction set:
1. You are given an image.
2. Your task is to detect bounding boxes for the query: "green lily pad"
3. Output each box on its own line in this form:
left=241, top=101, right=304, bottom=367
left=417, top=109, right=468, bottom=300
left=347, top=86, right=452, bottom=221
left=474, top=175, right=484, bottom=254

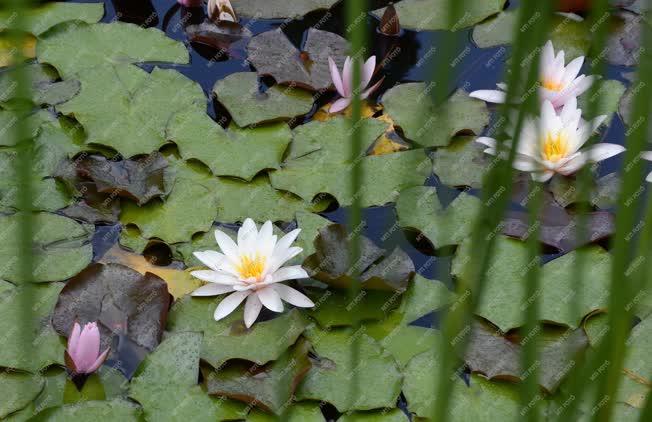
left=382, top=87, right=489, bottom=148
left=294, top=211, right=332, bottom=262
left=0, top=283, right=65, bottom=372
left=205, top=338, right=311, bottom=414
left=214, top=175, right=316, bottom=224
left=247, top=403, right=324, bottom=421
left=5, top=367, right=68, bottom=421
left=398, top=275, right=455, bottom=324
left=0, top=64, right=79, bottom=106
left=452, top=236, right=612, bottom=332
left=0, top=2, right=104, bottom=36
left=338, top=409, right=408, bottom=422
left=296, top=327, right=402, bottom=412
left=167, top=109, right=292, bottom=181
left=0, top=372, right=44, bottom=419
left=372, top=0, right=507, bottom=31
left=432, top=136, right=490, bottom=188
left=213, top=72, right=314, bottom=127
left=120, top=160, right=219, bottom=244
left=578, top=79, right=627, bottom=121
left=29, top=399, right=142, bottom=422
left=0, top=213, right=93, bottom=283
left=616, top=315, right=652, bottom=408
left=305, top=287, right=399, bottom=328
left=396, top=186, right=482, bottom=251
left=37, top=22, right=188, bottom=77
left=234, top=0, right=340, bottom=19
left=168, top=296, right=309, bottom=368
left=472, top=10, right=591, bottom=61
left=57, top=64, right=205, bottom=158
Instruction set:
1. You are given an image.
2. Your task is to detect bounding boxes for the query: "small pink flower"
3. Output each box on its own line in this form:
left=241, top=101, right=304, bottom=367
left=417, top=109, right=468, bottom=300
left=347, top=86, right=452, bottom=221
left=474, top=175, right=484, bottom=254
left=328, top=55, right=382, bottom=114
left=177, top=0, right=203, bottom=7
left=65, top=322, right=109, bottom=375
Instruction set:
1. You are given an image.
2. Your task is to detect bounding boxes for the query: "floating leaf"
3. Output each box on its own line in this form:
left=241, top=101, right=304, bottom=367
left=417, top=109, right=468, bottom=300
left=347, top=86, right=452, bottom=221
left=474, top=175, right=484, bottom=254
left=296, top=327, right=402, bottom=412
left=57, top=64, right=205, bottom=157
left=205, top=338, right=311, bottom=414
left=606, top=11, right=643, bottom=67
left=396, top=186, right=482, bottom=251
left=338, top=409, right=408, bottom=422
left=167, top=110, right=292, bottom=181
left=616, top=315, right=652, bottom=408
left=294, top=211, right=333, bottom=262
left=232, top=0, right=340, bottom=19
left=29, top=398, right=142, bottom=421
left=247, top=27, right=349, bottom=91
left=0, top=372, right=44, bottom=418
left=372, top=0, right=507, bottom=31
left=0, top=2, right=104, bottom=36
left=0, top=283, right=65, bottom=372
left=37, top=22, right=188, bottom=77
left=452, top=236, right=612, bottom=332
left=549, top=173, right=621, bottom=209
left=213, top=72, right=314, bottom=127
left=168, top=295, right=309, bottom=368
left=398, top=274, right=455, bottom=324
left=578, top=79, right=627, bottom=120
left=432, top=136, right=490, bottom=189
left=306, top=287, right=398, bottom=328
left=247, top=403, right=324, bottom=422
left=0, top=213, right=93, bottom=283
left=52, top=263, right=171, bottom=355
left=382, top=86, right=489, bottom=147
left=185, top=21, right=252, bottom=52
left=304, top=224, right=415, bottom=291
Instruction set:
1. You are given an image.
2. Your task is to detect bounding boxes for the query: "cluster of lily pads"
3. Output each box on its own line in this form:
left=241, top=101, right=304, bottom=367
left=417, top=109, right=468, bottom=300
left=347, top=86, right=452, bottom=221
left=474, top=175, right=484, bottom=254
left=0, top=1, right=650, bottom=422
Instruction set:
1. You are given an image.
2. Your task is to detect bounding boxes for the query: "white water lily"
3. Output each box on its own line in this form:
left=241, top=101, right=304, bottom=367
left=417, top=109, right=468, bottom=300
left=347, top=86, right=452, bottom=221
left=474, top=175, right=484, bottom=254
left=190, top=219, right=314, bottom=328
left=476, top=98, right=625, bottom=182
left=470, top=40, right=594, bottom=109
left=207, top=0, right=237, bottom=23
left=642, top=152, right=652, bottom=182
left=328, top=55, right=382, bottom=113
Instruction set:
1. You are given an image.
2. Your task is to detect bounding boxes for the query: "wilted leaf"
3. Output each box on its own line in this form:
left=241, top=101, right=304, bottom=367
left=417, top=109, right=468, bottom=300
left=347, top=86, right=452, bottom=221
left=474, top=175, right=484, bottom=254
left=185, top=21, right=252, bottom=51
left=296, top=327, right=402, bottom=412
left=549, top=173, right=621, bottom=209
left=396, top=186, right=482, bottom=251
left=232, top=0, right=340, bottom=19
left=304, top=224, right=415, bottom=291
left=0, top=213, right=93, bottom=283
left=52, top=263, right=171, bottom=358
left=247, top=28, right=349, bottom=91
left=432, top=136, right=490, bottom=188
left=205, top=338, right=311, bottom=413
left=168, top=295, right=309, bottom=368
left=0, top=2, right=104, bottom=36
left=379, top=4, right=401, bottom=36
left=29, top=398, right=142, bottom=421
left=213, top=72, right=314, bottom=127
left=0, top=371, right=44, bottom=418
left=382, top=86, right=489, bottom=147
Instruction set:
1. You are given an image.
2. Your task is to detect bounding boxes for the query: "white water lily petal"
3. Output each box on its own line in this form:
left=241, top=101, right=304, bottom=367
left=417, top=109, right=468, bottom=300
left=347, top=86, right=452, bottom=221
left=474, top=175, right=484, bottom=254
left=476, top=137, right=497, bottom=148
left=191, top=283, right=234, bottom=296
left=647, top=171, right=652, bottom=183
left=271, top=265, right=309, bottom=283
left=532, top=170, right=555, bottom=182
left=556, top=153, right=587, bottom=175
left=257, top=287, right=284, bottom=312
left=469, top=89, right=506, bottom=103
left=193, top=250, right=226, bottom=271
left=238, top=218, right=258, bottom=253
left=585, top=143, right=625, bottom=162
left=273, top=284, right=315, bottom=308
left=361, top=56, right=376, bottom=90
left=243, top=294, right=263, bottom=328
left=641, top=151, right=652, bottom=161
left=214, top=229, right=239, bottom=261
left=267, top=247, right=304, bottom=275
left=328, top=57, right=346, bottom=97
left=276, top=228, right=302, bottom=253
left=214, top=291, right=250, bottom=321
left=190, top=270, right=240, bottom=285
left=513, top=156, right=541, bottom=172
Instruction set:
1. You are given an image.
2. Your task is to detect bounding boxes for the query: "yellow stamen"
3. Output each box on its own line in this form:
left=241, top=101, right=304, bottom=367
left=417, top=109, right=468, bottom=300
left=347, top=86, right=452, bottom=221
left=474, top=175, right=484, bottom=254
left=236, top=254, right=266, bottom=280
left=542, top=131, right=569, bottom=163
left=542, top=78, right=564, bottom=92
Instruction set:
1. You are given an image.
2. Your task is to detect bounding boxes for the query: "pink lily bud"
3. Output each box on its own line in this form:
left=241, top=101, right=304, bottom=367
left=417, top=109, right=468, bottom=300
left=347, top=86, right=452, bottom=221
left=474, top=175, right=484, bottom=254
left=178, top=0, right=203, bottom=7
left=65, top=322, right=110, bottom=375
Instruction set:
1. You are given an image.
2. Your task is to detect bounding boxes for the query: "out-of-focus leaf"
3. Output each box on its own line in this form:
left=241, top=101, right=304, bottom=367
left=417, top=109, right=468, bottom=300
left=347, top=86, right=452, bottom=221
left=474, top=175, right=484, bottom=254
left=37, top=22, right=188, bottom=77
left=0, top=33, right=35, bottom=67
left=549, top=173, right=621, bottom=209
left=578, top=79, right=627, bottom=121
left=247, top=28, right=349, bottom=91
left=432, top=136, right=490, bottom=189
left=247, top=403, right=324, bottom=421
left=396, top=186, right=482, bottom=251
left=167, top=110, right=292, bottom=181
left=372, top=0, right=506, bottom=31
left=0, top=283, right=65, bottom=372
left=29, top=398, right=142, bottom=421
left=338, top=409, right=409, bottom=422
left=606, top=11, right=643, bottom=67
left=304, top=224, right=415, bottom=291
left=52, top=263, right=171, bottom=357
left=616, top=315, right=652, bottom=409
left=213, top=72, right=314, bottom=127
left=296, top=327, right=402, bottom=412
left=168, top=295, right=309, bottom=368
left=583, top=313, right=610, bottom=347
left=0, top=213, right=93, bottom=283
left=382, top=86, right=489, bottom=147
left=0, top=2, right=104, bottom=36
left=205, top=338, right=311, bottom=413
left=0, top=372, right=44, bottom=418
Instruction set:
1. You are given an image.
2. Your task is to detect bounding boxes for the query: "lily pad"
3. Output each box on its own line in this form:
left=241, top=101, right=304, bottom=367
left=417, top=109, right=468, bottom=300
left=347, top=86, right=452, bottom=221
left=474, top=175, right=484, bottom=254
left=204, top=338, right=311, bottom=414
left=0, top=212, right=93, bottom=283
left=29, top=398, right=142, bottom=421
left=167, top=295, right=309, bottom=368
left=0, top=64, right=79, bottom=106
left=37, top=22, right=188, bottom=77
left=305, top=288, right=399, bottom=328
left=452, top=236, right=612, bottom=332
left=382, top=86, right=489, bottom=148
left=372, top=0, right=507, bottom=31
left=213, top=72, right=314, bottom=127
left=296, top=327, right=403, bottom=412
left=0, top=2, right=104, bottom=36
left=0, top=372, right=44, bottom=418
left=294, top=211, right=333, bottom=261
left=338, top=409, right=408, bottom=422
left=396, top=186, right=482, bottom=251
left=247, top=403, right=325, bottom=422
left=304, top=224, right=415, bottom=291
left=247, top=28, right=349, bottom=91
left=234, top=0, right=341, bottom=19
left=0, top=283, right=65, bottom=372
left=57, top=64, right=206, bottom=157
left=472, top=10, right=591, bottom=61
left=549, top=173, right=621, bottom=209
left=578, top=79, right=627, bottom=121
left=398, top=275, right=456, bottom=324
left=606, top=11, right=643, bottom=67
left=616, top=315, right=652, bottom=408
left=52, top=263, right=171, bottom=354
left=167, top=109, right=292, bottom=181
left=432, top=136, right=490, bottom=189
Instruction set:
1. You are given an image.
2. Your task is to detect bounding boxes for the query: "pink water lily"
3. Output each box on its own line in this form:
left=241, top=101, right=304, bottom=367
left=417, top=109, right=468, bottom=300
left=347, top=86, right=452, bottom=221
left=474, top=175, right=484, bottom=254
left=642, top=152, right=652, bottom=182
left=208, top=0, right=237, bottom=22
left=190, top=219, right=315, bottom=328
left=328, top=55, right=382, bottom=114
left=65, top=322, right=109, bottom=375
left=470, top=40, right=594, bottom=109
left=177, top=0, right=203, bottom=7
left=476, top=98, right=625, bottom=182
